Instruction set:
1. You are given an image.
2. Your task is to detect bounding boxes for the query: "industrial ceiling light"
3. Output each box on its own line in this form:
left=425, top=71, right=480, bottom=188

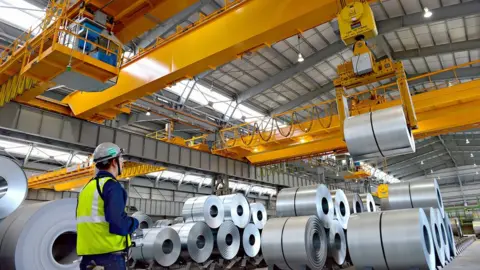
left=471, top=153, right=474, bottom=158
left=336, top=172, right=339, bottom=177
left=477, top=171, right=479, bottom=175
left=466, top=138, right=470, bottom=144
left=420, top=160, right=424, bottom=165
left=297, top=34, right=304, bottom=63
left=423, top=7, right=432, bottom=18
left=430, top=169, right=433, bottom=173
left=146, top=109, right=151, bottom=116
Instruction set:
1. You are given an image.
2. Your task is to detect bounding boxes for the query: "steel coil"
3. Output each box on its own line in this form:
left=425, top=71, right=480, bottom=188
left=0, top=157, right=28, bottom=219
left=262, top=216, right=327, bottom=270
left=242, top=223, right=261, bottom=257
left=183, top=195, right=225, bottom=229
left=346, top=193, right=364, bottom=214
left=443, top=214, right=457, bottom=258
left=153, top=219, right=172, bottom=228
left=344, top=106, right=415, bottom=160
left=380, top=182, right=412, bottom=210
left=132, top=211, right=153, bottom=229
left=250, top=202, right=267, bottom=229
left=0, top=199, right=80, bottom=270
left=410, top=179, right=445, bottom=218
left=214, top=220, right=240, bottom=260
left=171, top=222, right=214, bottom=263
left=423, top=208, right=445, bottom=267
left=359, top=193, right=376, bottom=212
left=131, top=227, right=181, bottom=267
left=327, top=219, right=346, bottom=265
left=330, top=189, right=350, bottom=229
left=437, top=210, right=450, bottom=263
left=473, top=220, right=480, bottom=236
left=347, top=212, right=387, bottom=269
left=382, top=209, right=435, bottom=270
left=276, top=187, right=297, bottom=217
left=450, top=217, right=463, bottom=237
left=173, top=217, right=184, bottom=224
left=220, top=193, right=250, bottom=228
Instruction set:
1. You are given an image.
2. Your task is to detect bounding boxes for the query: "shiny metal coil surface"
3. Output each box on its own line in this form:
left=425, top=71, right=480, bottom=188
left=450, top=217, right=463, bottom=237
left=330, top=189, right=350, bottom=229
left=276, top=187, right=297, bottom=217
left=171, top=222, right=214, bottom=263
left=242, top=223, right=261, bottom=257
left=346, top=193, right=364, bottom=214
left=382, top=209, right=435, bottom=270
left=183, top=195, right=224, bottom=229
left=215, top=220, right=240, bottom=260
left=347, top=212, right=387, bottom=270
left=0, top=199, right=79, bottom=270
left=444, top=214, right=457, bottom=258
left=359, top=193, right=376, bottom=212
left=250, top=202, right=267, bottom=229
left=173, top=216, right=184, bottom=224
left=424, top=208, right=445, bottom=267
left=437, top=210, right=450, bottom=263
left=132, top=211, right=153, bottom=229
left=261, top=216, right=327, bottom=270
left=0, top=156, right=28, bottom=219
left=153, top=219, right=172, bottom=228
left=131, top=227, right=181, bottom=267
left=473, top=220, right=480, bottom=236
left=380, top=182, right=412, bottom=210
left=410, top=179, right=445, bottom=218
left=327, top=219, right=346, bottom=265
left=344, top=106, right=415, bottom=161
left=220, top=193, right=251, bottom=228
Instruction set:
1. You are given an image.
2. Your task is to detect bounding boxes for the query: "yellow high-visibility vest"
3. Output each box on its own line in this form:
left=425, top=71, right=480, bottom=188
left=76, top=177, right=131, bottom=255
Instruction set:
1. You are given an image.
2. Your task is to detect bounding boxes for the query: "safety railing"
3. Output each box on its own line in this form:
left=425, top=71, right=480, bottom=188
left=185, top=134, right=208, bottom=147
left=214, top=59, right=480, bottom=151
left=146, top=130, right=169, bottom=141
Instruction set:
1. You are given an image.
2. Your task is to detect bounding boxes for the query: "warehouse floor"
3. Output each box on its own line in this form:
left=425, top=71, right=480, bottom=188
left=444, top=240, right=480, bottom=269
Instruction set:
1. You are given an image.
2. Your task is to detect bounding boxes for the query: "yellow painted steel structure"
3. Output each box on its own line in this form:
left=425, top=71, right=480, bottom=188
left=28, top=160, right=165, bottom=191
left=213, top=60, right=480, bottom=165
left=62, top=0, right=377, bottom=119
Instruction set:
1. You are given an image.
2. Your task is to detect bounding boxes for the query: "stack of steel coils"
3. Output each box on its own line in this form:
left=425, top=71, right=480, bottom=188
left=346, top=193, right=364, bottom=214
left=277, top=184, right=334, bottom=228
left=348, top=209, right=435, bottom=270
left=132, top=211, right=154, bottom=229
left=330, top=189, right=350, bottom=229
left=130, top=227, right=181, bottom=267
left=262, top=216, right=327, bottom=269
left=0, top=198, right=80, bottom=270
left=424, top=207, right=446, bottom=267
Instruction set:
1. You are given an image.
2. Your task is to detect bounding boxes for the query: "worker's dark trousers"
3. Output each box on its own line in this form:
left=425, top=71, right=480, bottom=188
left=80, top=253, right=126, bottom=269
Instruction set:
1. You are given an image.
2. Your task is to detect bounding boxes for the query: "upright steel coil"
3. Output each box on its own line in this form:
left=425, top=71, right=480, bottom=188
left=410, top=179, right=445, bottom=218
left=276, top=185, right=333, bottom=228
left=346, top=193, right=364, bottom=214
left=330, top=189, right=350, bottom=229
left=171, top=222, right=214, bottom=263
left=131, top=227, right=181, bottom=267
left=423, top=208, right=445, bottom=267
left=220, top=193, right=251, bottom=228
left=437, top=210, right=450, bottom=263
left=473, top=220, right=480, bottom=236
left=214, top=220, right=240, bottom=260
left=0, top=199, right=79, bottom=270
left=450, top=217, right=463, bottom=237
left=359, top=193, right=376, bottom=212
left=443, top=214, right=457, bottom=258
left=327, top=219, right=346, bottom=266
left=241, top=223, right=261, bottom=257
left=153, top=219, right=172, bottom=228
left=262, top=216, right=327, bottom=270
left=132, top=211, right=153, bottom=229
left=0, top=156, right=28, bottom=219
left=250, top=202, right=267, bottom=229
left=382, top=209, right=435, bottom=270
left=182, top=196, right=225, bottom=229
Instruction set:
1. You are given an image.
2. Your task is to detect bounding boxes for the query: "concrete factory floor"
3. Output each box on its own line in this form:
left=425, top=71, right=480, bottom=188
left=444, top=240, right=480, bottom=270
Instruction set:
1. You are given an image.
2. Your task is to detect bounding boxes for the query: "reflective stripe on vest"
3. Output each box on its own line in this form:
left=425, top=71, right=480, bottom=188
left=76, top=177, right=131, bottom=255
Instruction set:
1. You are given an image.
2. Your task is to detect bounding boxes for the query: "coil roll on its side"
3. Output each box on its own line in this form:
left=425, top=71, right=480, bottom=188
left=450, top=217, right=463, bottom=237
left=0, top=199, right=80, bottom=270
left=359, top=193, right=376, bottom=212
left=276, top=187, right=297, bottom=217
left=381, top=209, right=435, bottom=270
left=191, top=195, right=225, bottom=229
left=444, top=214, right=457, bottom=258
left=347, top=212, right=387, bottom=270
left=473, top=220, right=480, bottom=236
left=250, top=202, right=267, bottom=229
left=437, top=210, right=450, bottom=263
left=0, top=156, right=28, bottom=219
left=220, top=193, right=251, bottom=228
left=242, top=223, right=261, bottom=257
left=132, top=211, right=153, bottom=229
left=380, top=182, right=412, bottom=210
left=215, top=220, right=240, bottom=260
left=262, top=217, right=291, bottom=270
left=423, top=208, right=445, bottom=267
left=330, top=189, right=350, bottom=229
left=182, top=197, right=197, bottom=222
left=410, top=179, right=445, bottom=218
left=327, top=219, right=347, bottom=266
left=153, top=219, right=172, bottom=228
left=171, top=222, right=214, bottom=263
left=346, top=193, right=364, bottom=214
left=131, top=227, right=181, bottom=267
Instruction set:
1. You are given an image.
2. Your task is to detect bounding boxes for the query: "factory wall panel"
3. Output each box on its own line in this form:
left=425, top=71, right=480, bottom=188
left=191, top=150, right=201, bottom=168
left=143, top=138, right=157, bottom=160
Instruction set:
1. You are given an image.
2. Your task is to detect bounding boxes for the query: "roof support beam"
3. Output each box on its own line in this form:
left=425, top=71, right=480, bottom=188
left=269, top=1, right=480, bottom=115
left=438, top=135, right=467, bottom=205
left=393, top=39, right=480, bottom=59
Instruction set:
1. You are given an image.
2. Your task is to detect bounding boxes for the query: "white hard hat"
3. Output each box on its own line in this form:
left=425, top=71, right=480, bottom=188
left=93, top=142, right=124, bottom=164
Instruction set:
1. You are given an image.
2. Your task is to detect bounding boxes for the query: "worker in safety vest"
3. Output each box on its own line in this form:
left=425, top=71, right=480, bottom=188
left=77, top=142, right=139, bottom=269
